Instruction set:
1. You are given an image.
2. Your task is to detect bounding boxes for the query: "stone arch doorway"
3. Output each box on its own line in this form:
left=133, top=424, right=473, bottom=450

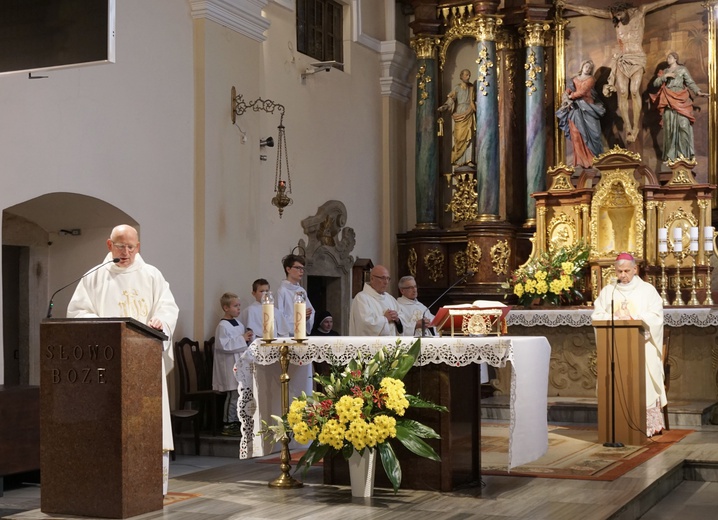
left=2, top=192, right=134, bottom=386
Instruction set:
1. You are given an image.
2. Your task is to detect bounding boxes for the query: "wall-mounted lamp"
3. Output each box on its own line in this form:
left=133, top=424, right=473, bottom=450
left=231, top=87, right=293, bottom=218
left=301, top=60, right=343, bottom=80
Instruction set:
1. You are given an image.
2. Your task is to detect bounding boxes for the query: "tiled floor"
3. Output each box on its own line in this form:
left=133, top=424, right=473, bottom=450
left=2, top=426, right=718, bottom=520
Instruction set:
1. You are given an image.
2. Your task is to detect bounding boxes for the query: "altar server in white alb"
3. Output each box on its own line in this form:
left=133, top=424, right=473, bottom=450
left=591, top=252, right=666, bottom=437
left=396, top=275, right=435, bottom=336
left=67, top=224, right=179, bottom=494
left=276, top=254, right=315, bottom=337
left=349, top=265, right=406, bottom=336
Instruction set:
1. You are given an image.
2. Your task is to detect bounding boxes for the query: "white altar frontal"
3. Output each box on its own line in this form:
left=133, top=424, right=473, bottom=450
left=503, top=307, right=718, bottom=408
left=236, top=335, right=551, bottom=473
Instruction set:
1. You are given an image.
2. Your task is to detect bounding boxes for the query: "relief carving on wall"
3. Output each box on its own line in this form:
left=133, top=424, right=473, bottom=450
left=299, top=200, right=355, bottom=274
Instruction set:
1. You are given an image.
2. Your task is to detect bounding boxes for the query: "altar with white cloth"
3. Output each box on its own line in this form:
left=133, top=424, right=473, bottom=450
left=502, top=307, right=718, bottom=404
left=235, top=335, right=551, bottom=489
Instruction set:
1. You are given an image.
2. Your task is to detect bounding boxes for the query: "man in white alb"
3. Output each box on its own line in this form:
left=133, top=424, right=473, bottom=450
left=67, top=224, right=179, bottom=494
left=591, top=252, right=666, bottom=436
left=396, top=275, right=434, bottom=336
left=349, top=265, right=406, bottom=336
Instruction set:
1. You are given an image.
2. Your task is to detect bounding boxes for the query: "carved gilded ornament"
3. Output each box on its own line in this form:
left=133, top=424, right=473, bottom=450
left=521, top=22, right=550, bottom=48
left=601, top=265, right=617, bottom=286
left=476, top=46, right=495, bottom=97
left=547, top=212, right=577, bottom=252
left=415, top=64, right=432, bottom=107
left=665, top=207, right=699, bottom=253
left=465, top=240, right=482, bottom=273
left=589, top=168, right=645, bottom=259
left=666, top=156, right=698, bottom=186
left=453, top=251, right=467, bottom=277
left=438, top=16, right=502, bottom=70
left=407, top=248, right=417, bottom=278
left=410, top=37, right=440, bottom=60
left=594, top=144, right=641, bottom=163
left=445, top=173, right=478, bottom=222
left=524, top=50, right=542, bottom=96
left=547, top=166, right=574, bottom=191
left=438, top=4, right=475, bottom=26
left=490, top=239, right=511, bottom=275
left=424, top=248, right=445, bottom=282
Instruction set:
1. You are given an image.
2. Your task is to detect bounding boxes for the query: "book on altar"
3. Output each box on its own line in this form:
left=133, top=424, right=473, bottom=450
left=430, top=301, right=511, bottom=336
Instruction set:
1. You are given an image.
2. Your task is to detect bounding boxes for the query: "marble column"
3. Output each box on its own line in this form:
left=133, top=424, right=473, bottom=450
left=411, top=36, right=441, bottom=229
left=523, top=22, right=550, bottom=227
left=474, top=16, right=501, bottom=221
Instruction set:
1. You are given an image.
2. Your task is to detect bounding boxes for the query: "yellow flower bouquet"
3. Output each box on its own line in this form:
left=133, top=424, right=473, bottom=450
left=504, top=241, right=590, bottom=307
left=260, top=339, right=447, bottom=493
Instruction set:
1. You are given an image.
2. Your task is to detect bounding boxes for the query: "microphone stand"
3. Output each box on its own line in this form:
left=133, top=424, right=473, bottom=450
left=604, top=282, right=624, bottom=448
left=46, top=258, right=120, bottom=318
left=421, top=270, right=475, bottom=337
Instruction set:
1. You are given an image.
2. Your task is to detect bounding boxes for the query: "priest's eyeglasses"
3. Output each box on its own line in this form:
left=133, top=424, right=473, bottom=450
left=112, top=243, right=137, bottom=252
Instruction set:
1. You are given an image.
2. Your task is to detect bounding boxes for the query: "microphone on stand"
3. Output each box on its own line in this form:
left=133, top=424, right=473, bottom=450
left=421, top=270, right=475, bottom=337
left=46, top=258, right=120, bottom=318
left=604, top=279, right=624, bottom=448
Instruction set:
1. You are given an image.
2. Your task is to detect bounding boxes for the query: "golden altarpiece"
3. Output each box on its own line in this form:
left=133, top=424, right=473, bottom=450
left=396, top=1, right=718, bottom=412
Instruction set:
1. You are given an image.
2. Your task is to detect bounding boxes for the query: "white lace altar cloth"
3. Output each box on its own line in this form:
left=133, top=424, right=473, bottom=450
left=235, top=336, right=550, bottom=470
left=506, top=307, right=718, bottom=328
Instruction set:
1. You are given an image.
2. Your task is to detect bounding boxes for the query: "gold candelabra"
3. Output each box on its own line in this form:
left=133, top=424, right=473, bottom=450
left=263, top=338, right=303, bottom=489
left=689, top=249, right=700, bottom=306
left=659, top=251, right=670, bottom=306
left=673, top=251, right=685, bottom=306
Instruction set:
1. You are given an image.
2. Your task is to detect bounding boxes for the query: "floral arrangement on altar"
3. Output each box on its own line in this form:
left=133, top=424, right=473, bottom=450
left=259, top=339, right=447, bottom=493
left=503, top=241, right=591, bottom=307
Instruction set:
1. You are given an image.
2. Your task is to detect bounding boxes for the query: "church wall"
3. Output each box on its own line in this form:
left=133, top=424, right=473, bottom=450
left=0, top=0, right=393, bottom=383
left=0, top=0, right=196, bottom=381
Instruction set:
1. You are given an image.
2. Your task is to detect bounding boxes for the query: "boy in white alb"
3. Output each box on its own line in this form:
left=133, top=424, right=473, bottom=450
left=213, top=292, right=253, bottom=436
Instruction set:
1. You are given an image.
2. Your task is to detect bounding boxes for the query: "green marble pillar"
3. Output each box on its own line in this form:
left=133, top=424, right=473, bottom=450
left=475, top=31, right=500, bottom=220
left=411, top=37, right=440, bottom=228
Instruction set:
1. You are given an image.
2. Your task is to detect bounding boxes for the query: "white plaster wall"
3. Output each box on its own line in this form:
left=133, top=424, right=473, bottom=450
left=199, top=3, right=386, bottom=335
left=0, top=0, right=389, bottom=380
left=0, top=0, right=195, bottom=352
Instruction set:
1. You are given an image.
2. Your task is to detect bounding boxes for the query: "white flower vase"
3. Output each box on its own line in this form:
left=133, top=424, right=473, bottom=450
left=348, top=449, right=377, bottom=497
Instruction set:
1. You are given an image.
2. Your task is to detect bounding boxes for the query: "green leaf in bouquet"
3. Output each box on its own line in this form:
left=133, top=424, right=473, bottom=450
left=395, top=423, right=441, bottom=461
left=407, top=394, right=449, bottom=413
left=296, top=441, right=331, bottom=475
left=378, top=441, right=402, bottom=493
left=396, top=418, right=441, bottom=439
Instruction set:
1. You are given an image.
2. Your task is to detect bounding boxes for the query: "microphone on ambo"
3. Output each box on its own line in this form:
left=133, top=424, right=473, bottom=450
left=46, top=258, right=120, bottom=318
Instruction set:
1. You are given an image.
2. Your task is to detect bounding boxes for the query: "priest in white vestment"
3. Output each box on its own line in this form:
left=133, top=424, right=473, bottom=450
left=396, top=275, right=435, bottom=336
left=591, top=252, right=666, bottom=437
left=67, top=224, right=179, bottom=494
left=349, top=265, right=407, bottom=336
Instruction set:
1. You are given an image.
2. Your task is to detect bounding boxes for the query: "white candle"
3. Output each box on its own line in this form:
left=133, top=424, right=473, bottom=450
left=674, top=240, right=683, bottom=252
left=690, top=227, right=699, bottom=240
left=690, top=240, right=699, bottom=252
left=673, top=226, right=683, bottom=240
left=706, top=240, right=714, bottom=252
left=262, top=304, right=275, bottom=340
left=705, top=226, right=715, bottom=239
left=658, top=228, right=667, bottom=241
left=658, top=242, right=668, bottom=253
left=294, top=302, right=306, bottom=340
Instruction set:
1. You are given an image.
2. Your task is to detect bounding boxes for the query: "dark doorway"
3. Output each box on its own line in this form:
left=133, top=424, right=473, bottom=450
left=3, top=245, right=21, bottom=385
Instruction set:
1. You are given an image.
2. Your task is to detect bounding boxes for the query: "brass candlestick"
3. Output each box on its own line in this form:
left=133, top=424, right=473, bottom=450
left=674, top=251, right=685, bottom=306
left=706, top=251, right=715, bottom=306
left=264, top=339, right=303, bottom=489
left=689, top=249, right=700, bottom=306
left=659, top=250, right=671, bottom=306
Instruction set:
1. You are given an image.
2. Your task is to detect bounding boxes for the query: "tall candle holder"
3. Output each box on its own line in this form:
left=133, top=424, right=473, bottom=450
left=689, top=249, right=700, bottom=306
left=263, top=338, right=303, bottom=489
left=658, top=250, right=671, bottom=306
left=704, top=226, right=715, bottom=306
left=673, top=251, right=685, bottom=307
